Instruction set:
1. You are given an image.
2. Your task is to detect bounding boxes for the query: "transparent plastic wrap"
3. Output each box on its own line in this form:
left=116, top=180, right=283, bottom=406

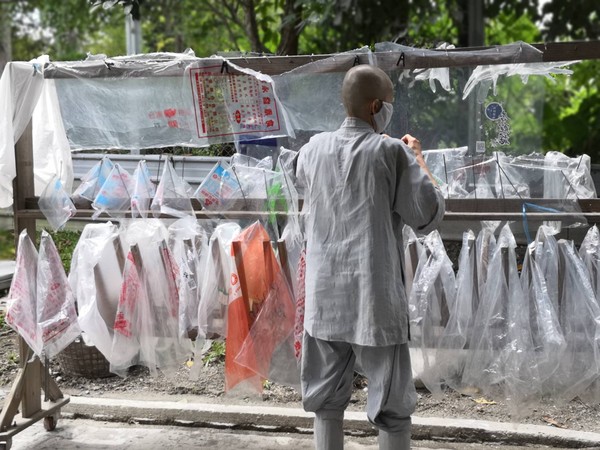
left=38, top=175, right=76, bottom=231
left=230, top=153, right=272, bottom=170
left=49, top=53, right=290, bottom=150
left=435, top=230, right=477, bottom=393
left=463, top=225, right=540, bottom=409
left=112, top=219, right=191, bottom=377
left=36, top=231, right=81, bottom=358
left=273, top=47, right=372, bottom=134
left=69, top=222, right=123, bottom=359
left=402, top=225, right=425, bottom=298
left=151, top=157, right=194, bottom=218
left=408, top=230, right=456, bottom=395
left=168, top=216, right=207, bottom=338
left=275, top=147, right=300, bottom=194
left=131, top=160, right=156, bottom=219
left=544, top=152, right=596, bottom=199
left=422, top=147, right=468, bottom=196
left=91, top=163, right=134, bottom=219
left=579, top=225, right=600, bottom=298
left=230, top=222, right=298, bottom=391
left=462, top=60, right=575, bottom=100
left=520, top=226, right=566, bottom=391
left=549, top=240, right=600, bottom=402
left=5, top=231, right=42, bottom=356
left=72, top=156, right=114, bottom=202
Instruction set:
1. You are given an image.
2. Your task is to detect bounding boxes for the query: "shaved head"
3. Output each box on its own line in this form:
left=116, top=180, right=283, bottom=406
left=342, top=65, right=394, bottom=118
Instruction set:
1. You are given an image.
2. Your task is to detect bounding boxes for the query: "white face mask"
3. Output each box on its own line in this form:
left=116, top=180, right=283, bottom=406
left=372, top=101, right=394, bottom=133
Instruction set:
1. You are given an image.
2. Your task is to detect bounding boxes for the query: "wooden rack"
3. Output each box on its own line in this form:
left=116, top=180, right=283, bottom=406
left=2, top=40, right=600, bottom=450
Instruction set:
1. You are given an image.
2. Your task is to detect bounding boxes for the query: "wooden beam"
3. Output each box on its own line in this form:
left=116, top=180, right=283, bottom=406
left=42, top=41, right=600, bottom=79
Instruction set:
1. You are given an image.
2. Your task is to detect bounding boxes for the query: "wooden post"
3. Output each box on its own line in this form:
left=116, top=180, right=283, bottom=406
left=11, top=120, right=42, bottom=418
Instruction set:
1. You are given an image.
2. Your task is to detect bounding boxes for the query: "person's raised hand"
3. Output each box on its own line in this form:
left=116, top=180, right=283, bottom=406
left=401, top=134, right=422, bottom=158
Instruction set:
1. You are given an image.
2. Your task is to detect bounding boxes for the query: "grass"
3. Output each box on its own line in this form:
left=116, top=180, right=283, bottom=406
left=202, top=340, right=226, bottom=367
left=0, top=228, right=81, bottom=273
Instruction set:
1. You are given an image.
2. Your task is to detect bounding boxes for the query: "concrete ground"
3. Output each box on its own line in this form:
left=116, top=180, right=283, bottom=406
left=3, top=396, right=599, bottom=449
left=9, top=418, right=556, bottom=450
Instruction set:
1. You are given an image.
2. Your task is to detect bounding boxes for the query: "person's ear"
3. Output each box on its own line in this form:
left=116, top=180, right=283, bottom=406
left=370, top=99, right=382, bottom=115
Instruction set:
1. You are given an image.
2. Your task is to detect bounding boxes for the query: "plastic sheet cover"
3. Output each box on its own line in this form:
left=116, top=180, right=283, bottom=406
left=36, top=231, right=81, bottom=358
left=68, top=222, right=124, bottom=359
left=463, top=225, right=540, bottom=409
left=273, top=47, right=372, bottom=136
left=408, top=230, right=456, bottom=395
left=48, top=53, right=290, bottom=150
left=6, top=231, right=43, bottom=355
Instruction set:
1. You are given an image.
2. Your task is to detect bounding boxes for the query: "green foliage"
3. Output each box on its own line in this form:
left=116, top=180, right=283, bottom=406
left=0, top=312, right=5, bottom=329
left=202, top=340, right=226, bottom=367
left=0, top=230, right=15, bottom=260
left=36, top=229, right=81, bottom=274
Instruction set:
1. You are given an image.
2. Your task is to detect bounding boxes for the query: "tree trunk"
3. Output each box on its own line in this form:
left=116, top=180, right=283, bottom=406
left=276, top=0, right=302, bottom=55
left=0, top=2, right=12, bottom=76
left=240, top=0, right=267, bottom=53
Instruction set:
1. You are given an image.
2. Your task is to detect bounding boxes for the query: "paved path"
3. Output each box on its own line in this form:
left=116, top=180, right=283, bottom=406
left=10, top=418, right=554, bottom=450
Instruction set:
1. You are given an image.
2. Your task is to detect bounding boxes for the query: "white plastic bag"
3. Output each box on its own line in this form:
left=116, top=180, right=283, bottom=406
left=69, top=222, right=123, bottom=359
left=5, top=231, right=43, bottom=355
left=193, top=161, right=241, bottom=210
left=37, top=231, right=81, bottom=358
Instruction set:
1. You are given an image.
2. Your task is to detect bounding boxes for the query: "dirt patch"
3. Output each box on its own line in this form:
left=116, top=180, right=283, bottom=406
left=1, top=327, right=599, bottom=435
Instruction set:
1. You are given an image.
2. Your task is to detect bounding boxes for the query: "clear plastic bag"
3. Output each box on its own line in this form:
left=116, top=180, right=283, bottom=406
left=91, top=163, right=134, bottom=219
left=191, top=222, right=241, bottom=380
left=5, top=230, right=43, bottom=356
left=193, top=161, right=241, bottom=210
left=68, top=222, right=123, bottom=359
left=408, top=230, right=456, bottom=395
left=151, top=157, right=194, bottom=218
left=112, top=219, right=191, bottom=377
left=38, top=176, right=76, bottom=231
left=168, top=216, right=207, bottom=338
left=463, top=225, right=540, bottom=409
left=544, top=151, right=596, bottom=199
left=402, top=225, right=425, bottom=298
left=37, top=231, right=81, bottom=358
left=72, top=156, right=114, bottom=202
left=548, top=239, right=600, bottom=402
left=435, top=230, right=477, bottom=393
left=131, top=160, right=156, bottom=219
left=519, top=226, right=566, bottom=392
left=579, top=225, right=600, bottom=299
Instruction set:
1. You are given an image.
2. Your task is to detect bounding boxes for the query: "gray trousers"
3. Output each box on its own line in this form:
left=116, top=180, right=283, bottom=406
left=301, top=332, right=416, bottom=449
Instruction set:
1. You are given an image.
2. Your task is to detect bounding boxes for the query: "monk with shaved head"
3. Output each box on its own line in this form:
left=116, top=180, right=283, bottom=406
left=296, top=64, right=444, bottom=450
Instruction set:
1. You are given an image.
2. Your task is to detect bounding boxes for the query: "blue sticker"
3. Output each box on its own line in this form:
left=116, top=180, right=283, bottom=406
left=485, top=102, right=503, bottom=121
